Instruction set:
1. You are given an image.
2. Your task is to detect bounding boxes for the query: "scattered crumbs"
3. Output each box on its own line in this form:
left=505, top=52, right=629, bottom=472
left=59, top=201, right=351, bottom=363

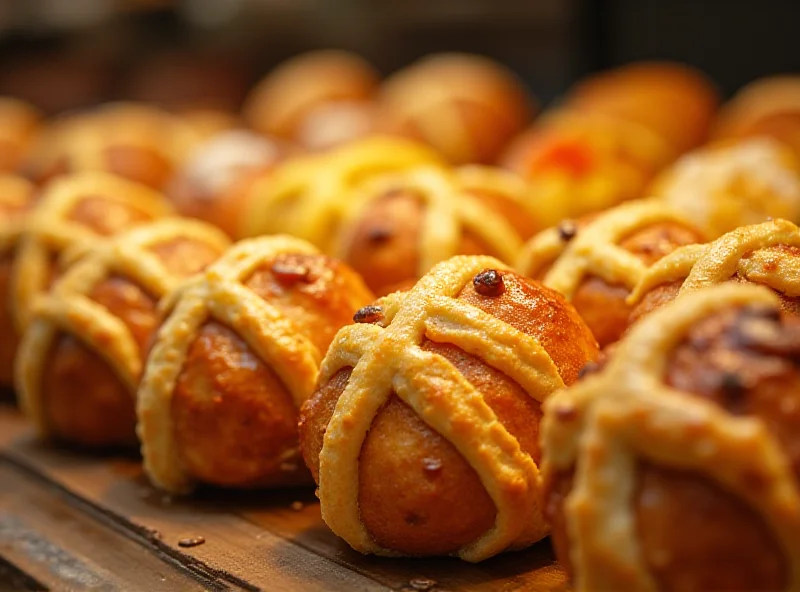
left=290, top=501, right=304, bottom=512
left=178, top=535, right=206, bottom=548
left=408, top=578, right=438, bottom=591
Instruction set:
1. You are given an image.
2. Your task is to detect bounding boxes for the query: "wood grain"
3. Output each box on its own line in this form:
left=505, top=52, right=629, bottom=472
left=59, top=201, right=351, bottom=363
left=0, top=406, right=569, bottom=591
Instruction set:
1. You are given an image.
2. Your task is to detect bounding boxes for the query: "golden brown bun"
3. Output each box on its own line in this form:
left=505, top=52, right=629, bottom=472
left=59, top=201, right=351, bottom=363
left=8, top=173, right=167, bottom=390
left=341, top=188, right=425, bottom=296
left=713, top=75, right=800, bottom=142
left=566, top=61, right=720, bottom=154
left=0, top=98, right=41, bottom=174
left=547, top=302, right=799, bottom=591
left=338, top=166, right=535, bottom=296
left=137, top=237, right=375, bottom=492
left=650, top=138, right=800, bottom=238
left=0, top=176, right=38, bottom=388
left=177, top=108, right=241, bottom=142
left=42, top=279, right=156, bottom=448
left=170, top=253, right=371, bottom=487
left=299, top=262, right=598, bottom=559
left=627, top=220, right=800, bottom=331
left=165, top=130, right=289, bottom=231
left=232, top=136, right=443, bottom=248
left=24, top=104, right=199, bottom=190
left=570, top=221, right=701, bottom=347
left=377, top=53, right=534, bottom=164
left=20, top=220, right=229, bottom=448
left=717, top=110, right=800, bottom=162
left=500, top=112, right=674, bottom=224
left=517, top=201, right=703, bottom=348
left=243, top=50, right=379, bottom=141
left=295, top=100, right=376, bottom=151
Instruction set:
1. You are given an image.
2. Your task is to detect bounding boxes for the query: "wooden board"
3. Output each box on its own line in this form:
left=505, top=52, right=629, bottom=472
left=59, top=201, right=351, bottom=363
left=0, top=406, right=569, bottom=591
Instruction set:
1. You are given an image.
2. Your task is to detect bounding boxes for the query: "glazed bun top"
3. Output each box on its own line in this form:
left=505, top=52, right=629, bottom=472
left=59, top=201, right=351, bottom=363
left=0, top=97, right=41, bottom=173
left=542, top=282, right=800, bottom=592
left=565, top=60, right=720, bottom=153
left=166, top=129, right=289, bottom=227
left=335, top=164, right=538, bottom=296
left=243, top=50, right=380, bottom=141
left=24, top=103, right=200, bottom=190
left=305, top=255, right=598, bottom=561
left=0, top=174, right=36, bottom=230
left=500, top=111, right=675, bottom=225
left=234, top=135, right=442, bottom=248
left=11, top=172, right=172, bottom=330
left=518, top=199, right=702, bottom=301
left=630, top=218, right=800, bottom=312
left=713, top=75, right=800, bottom=139
left=377, top=52, right=534, bottom=164
left=650, top=137, right=800, bottom=239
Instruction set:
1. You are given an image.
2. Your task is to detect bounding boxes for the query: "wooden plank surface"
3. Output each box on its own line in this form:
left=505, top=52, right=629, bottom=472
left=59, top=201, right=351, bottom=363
left=0, top=406, right=569, bottom=591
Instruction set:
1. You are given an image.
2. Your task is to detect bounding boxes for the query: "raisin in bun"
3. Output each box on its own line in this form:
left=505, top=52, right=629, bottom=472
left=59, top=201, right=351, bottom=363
left=234, top=136, right=441, bottom=249
left=564, top=61, right=719, bottom=154
left=166, top=129, right=289, bottom=232
left=138, top=235, right=373, bottom=492
left=501, top=111, right=675, bottom=225
left=650, top=137, right=800, bottom=238
left=299, top=256, right=598, bottom=560
left=629, top=218, right=800, bottom=327
left=0, top=175, right=37, bottom=389
left=17, top=219, right=229, bottom=448
left=517, top=200, right=703, bottom=347
left=543, top=282, right=800, bottom=591
left=11, top=172, right=172, bottom=335
left=243, top=50, right=379, bottom=143
left=377, top=53, right=534, bottom=165
left=336, top=165, right=539, bottom=296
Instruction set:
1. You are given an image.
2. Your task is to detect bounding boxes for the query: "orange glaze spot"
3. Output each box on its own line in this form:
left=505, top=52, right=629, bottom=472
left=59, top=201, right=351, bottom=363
left=528, top=141, right=594, bottom=178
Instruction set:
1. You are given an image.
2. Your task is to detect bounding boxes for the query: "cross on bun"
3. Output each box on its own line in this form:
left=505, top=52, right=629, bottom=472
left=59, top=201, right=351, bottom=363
left=138, top=235, right=374, bottom=493
left=543, top=283, right=800, bottom=591
left=299, top=256, right=598, bottom=560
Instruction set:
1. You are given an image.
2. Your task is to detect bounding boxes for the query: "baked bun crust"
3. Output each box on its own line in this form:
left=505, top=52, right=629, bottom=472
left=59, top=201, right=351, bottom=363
left=0, top=175, right=37, bottom=388
left=517, top=200, right=703, bottom=347
left=336, top=165, right=538, bottom=295
left=233, top=136, right=441, bottom=248
left=299, top=256, right=598, bottom=560
left=650, top=138, right=800, bottom=238
left=166, top=129, right=288, bottom=231
left=543, top=283, right=800, bottom=591
left=296, top=100, right=376, bottom=151
left=11, top=172, right=172, bottom=334
left=17, top=219, right=229, bottom=447
left=629, top=218, right=800, bottom=327
left=0, top=98, right=41, bottom=173
left=565, top=61, right=719, bottom=154
left=377, top=53, right=534, bottom=165
left=500, top=112, right=675, bottom=225
left=24, top=104, right=199, bottom=190
left=713, top=75, right=800, bottom=143
left=243, top=50, right=379, bottom=142
left=137, top=235, right=373, bottom=492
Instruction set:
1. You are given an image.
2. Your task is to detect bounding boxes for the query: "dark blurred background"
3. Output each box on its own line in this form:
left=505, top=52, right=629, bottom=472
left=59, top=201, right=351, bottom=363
left=0, top=0, right=797, bottom=114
